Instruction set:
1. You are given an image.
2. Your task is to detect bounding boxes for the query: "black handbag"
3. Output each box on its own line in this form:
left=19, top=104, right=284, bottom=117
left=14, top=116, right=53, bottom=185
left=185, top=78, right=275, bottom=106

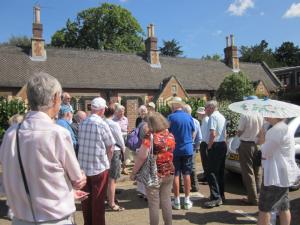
left=135, top=134, right=160, bottom=189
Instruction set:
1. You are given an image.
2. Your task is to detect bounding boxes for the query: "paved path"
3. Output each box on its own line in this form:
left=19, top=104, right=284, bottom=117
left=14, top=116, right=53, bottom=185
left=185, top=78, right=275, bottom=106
left=1, top=172, right=299, bottom=225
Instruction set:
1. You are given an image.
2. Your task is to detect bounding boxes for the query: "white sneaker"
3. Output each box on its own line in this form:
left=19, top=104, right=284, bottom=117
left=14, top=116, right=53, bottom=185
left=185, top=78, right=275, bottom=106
left=184, top=200, right=193, bottom=210
left=172, top=200, right=181, bottom=210
left=7, top=208, right=14, bottom=220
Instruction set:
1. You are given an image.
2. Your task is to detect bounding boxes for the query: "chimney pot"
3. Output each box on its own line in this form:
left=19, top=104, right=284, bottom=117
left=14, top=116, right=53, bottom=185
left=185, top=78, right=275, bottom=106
left=226, top=36, right=230, bottom=47
left=34, top=6, right=41, bottom=24
left=230, top=34, right=235, bottom=46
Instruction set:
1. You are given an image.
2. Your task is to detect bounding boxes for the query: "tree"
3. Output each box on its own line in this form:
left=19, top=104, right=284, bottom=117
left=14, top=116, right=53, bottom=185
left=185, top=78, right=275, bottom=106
left=0, top=35, right=31, bottom=47
left=239, top=40, right=279, bottom=68
left=159, top=39, right=183, bottom=57
left=216, top=72, right=255, bottom=102
left=201, top=54, right=222, bottom=61
left=274, top=42, right=300, bottom=67
left=51, top=3, right=144, bottom=53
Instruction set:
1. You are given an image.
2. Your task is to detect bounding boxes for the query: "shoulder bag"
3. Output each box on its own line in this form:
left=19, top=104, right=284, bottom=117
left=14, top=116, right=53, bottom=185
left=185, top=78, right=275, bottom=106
left=16, top=123, right=76, bottom=225
left=135, top=134, right=161, bottom=189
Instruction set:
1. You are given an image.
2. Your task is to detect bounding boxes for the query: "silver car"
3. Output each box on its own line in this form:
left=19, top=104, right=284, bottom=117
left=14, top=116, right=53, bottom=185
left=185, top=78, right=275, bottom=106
left=225, top=116, right=300, bottom=190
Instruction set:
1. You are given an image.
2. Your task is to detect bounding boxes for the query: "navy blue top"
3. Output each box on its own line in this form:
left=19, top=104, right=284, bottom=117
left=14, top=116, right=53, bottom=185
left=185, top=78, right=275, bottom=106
left=168, top=110, right=195, bottom=156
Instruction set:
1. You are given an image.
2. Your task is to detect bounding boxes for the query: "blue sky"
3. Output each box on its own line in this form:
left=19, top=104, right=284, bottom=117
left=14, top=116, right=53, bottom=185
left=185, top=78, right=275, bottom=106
left=1, top=0, right=300, bottom=58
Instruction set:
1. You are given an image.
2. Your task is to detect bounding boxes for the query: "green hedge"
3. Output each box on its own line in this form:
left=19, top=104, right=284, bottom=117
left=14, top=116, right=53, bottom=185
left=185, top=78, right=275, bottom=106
left=0, top=97, right=27, bottom=139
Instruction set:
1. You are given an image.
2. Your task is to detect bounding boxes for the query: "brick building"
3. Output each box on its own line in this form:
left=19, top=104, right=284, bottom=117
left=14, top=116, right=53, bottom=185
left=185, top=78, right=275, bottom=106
left=0, top=7, right=281, bottom=129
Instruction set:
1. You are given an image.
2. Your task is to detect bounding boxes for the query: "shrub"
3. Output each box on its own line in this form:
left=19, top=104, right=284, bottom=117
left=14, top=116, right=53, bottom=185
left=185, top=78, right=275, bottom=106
left=0, top=97, right=27, bottom=139
left=218, top=100, right=240, bottom=137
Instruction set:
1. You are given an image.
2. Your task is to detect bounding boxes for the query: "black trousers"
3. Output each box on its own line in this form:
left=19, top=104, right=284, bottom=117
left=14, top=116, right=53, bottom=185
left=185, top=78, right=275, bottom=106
left=207, top=142, right=227, bottom=200
left=199, top=142, right=208, bottom=178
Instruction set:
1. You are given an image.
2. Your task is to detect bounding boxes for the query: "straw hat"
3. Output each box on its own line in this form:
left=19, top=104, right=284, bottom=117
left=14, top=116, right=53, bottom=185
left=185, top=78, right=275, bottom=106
left=167, top=96, right=185, bottom=108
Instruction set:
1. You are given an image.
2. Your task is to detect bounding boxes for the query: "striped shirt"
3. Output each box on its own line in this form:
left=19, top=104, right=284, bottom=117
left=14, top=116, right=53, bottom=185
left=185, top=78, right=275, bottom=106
left=78, top=114, right=115, bottom=176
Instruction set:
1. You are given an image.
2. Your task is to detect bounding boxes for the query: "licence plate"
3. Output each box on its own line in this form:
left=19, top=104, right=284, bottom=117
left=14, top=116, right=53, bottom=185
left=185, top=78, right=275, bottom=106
left=228, top=153, right=239, bottom=161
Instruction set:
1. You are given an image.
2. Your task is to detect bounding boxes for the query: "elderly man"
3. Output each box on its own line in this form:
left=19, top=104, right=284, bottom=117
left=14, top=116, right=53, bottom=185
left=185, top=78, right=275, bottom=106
left=0, top=72, right=86, bottom=224
left=183, top=104, right=202, bottom=192
left=196, top=107, right=210, bottom=183
left=61, top=92, right=74, bottom=112
left=56, top=105, right=77, bottom=153
left=168, top=97, right=195, bottom=210
left=78, top=97, right=115, bottom=225
left=237, top=97, right=263, bottom=205
left=204, top=100, right=227, bottom=208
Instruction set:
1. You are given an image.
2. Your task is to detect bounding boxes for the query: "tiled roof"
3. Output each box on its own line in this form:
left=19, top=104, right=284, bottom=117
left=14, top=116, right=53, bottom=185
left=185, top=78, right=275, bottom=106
left=0, top=45, right=280, bottom=91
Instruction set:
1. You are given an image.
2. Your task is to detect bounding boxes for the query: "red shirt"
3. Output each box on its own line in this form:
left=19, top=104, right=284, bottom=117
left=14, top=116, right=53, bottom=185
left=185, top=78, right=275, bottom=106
left=143, top=129, right=175, bottom=177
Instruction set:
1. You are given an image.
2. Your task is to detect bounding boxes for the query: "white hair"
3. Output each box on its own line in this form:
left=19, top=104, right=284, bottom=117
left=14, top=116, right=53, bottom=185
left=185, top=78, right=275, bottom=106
left=138, top=105, right=147, bottom=114
left=205, top=100, right=218, bottom=110
left=183, top=104, right=192, bottom=115
left=115, top=103, right=125, bottom=112
left=27, top=72, right=62, bottom=111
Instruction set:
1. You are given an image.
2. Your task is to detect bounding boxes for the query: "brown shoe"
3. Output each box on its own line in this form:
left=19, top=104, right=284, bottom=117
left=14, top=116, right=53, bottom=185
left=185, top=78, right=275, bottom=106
left=241, top=198, right=258, bottom=206
left=121, top=168, right=129, bottom=175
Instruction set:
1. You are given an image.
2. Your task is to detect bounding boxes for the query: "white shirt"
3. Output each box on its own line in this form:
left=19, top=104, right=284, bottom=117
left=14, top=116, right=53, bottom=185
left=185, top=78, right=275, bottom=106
left=261, top=121, right=300, bottom=187
left=201, top=116, right=209, bottom=144
left=105, top=118, right=125, bottom=151
left=78, top=114, right=115, bottom=176
left=0, top=111, right=82, bottom=222
left=238, top=114, right=263, bottom=142
left=208, top=111, right=226, bottom=142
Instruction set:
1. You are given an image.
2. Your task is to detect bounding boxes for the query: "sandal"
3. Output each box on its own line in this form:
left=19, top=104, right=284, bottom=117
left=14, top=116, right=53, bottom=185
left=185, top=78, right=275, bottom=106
left=108, top=205, right=125, bottom=211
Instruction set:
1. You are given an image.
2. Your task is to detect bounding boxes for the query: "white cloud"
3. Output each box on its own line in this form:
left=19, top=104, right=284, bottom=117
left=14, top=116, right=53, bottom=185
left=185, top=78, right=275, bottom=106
left=212, top=30, right=223, bottom=36
left=260, top=11, right=265, bottom=16
left=283, top=3, right=300, bottom=18
left=228, top=0, right=254, bottom=16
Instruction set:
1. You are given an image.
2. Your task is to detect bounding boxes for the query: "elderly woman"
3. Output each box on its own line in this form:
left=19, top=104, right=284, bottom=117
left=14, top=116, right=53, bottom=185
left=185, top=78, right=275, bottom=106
left=131, top=112, right=175, bottom=225
left=257, top=117, right=300, bottom=225
left=135, top=105, right=148, bottom=128
left=104, top=105, right=126, bottom=211
left=0, top=72, right=86, bottom=225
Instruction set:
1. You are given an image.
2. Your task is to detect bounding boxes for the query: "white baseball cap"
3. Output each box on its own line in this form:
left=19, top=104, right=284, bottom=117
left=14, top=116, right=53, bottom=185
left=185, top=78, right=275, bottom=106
left=91, top=97, right=107, bottom=110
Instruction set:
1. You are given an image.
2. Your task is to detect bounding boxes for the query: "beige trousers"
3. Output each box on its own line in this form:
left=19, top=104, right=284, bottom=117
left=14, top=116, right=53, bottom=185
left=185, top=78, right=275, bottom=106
left=238, top=141, right=262, bottom=204
left=146, top=175, right=174, bottom=225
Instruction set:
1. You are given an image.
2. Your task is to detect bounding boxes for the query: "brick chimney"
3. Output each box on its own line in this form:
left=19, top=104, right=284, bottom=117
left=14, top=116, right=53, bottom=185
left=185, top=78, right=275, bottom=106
left=145, top=24, right=161, bottom=68
left=30, top=5, right=47, bottom=61
left=224, top=34, right=239, bottom=73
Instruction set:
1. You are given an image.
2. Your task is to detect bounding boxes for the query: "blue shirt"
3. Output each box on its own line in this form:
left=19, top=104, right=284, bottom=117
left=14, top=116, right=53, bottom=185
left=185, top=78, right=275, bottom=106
left=208, top=111, right=226, bottom=142
left=56, top=119, right=77, bottom=146
left=193, top=118, right=202, bottom=149
left=168, top=110, right=195, bottom=156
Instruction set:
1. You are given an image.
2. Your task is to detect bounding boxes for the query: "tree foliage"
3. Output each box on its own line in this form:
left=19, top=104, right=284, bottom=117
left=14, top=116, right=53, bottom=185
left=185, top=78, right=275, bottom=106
left=0, top=97, right=27, bottom=140
left=216, top=72, right=255, bottom=102
left=201, top=54, right=222, bottom=61
left=159, top=39, right=183, bottom=57
left=51, top=3, right=144, bottom=53
left=239, top=40, right=300, bottom=68
left=218, top=101, right=240, bottom=137
left=274, top=41, right=300, bottom=67
left=0, top=35, right=31, bottom=47
left=239, top=40, right=279, bottom=68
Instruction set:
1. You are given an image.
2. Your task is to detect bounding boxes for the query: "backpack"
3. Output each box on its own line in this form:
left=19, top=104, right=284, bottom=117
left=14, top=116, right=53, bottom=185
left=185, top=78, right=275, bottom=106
left=126, top=126, right=142, bottom=151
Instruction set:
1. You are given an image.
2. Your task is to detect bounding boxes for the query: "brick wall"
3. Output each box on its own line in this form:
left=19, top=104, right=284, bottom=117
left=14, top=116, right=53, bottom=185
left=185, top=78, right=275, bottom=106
left=126, top=99, right=139, bottom=131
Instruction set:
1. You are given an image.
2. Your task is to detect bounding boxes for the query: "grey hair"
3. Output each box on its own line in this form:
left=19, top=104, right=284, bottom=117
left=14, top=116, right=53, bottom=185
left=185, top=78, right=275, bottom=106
left=115, top=104, right=125, bottom=112
left=205, top=100, right=218, bottom=110
left=27, top=72, right=62, bottom=111
left=138, top=105, right=147, bottom=114
left=183, top=104, right=192, bottom=115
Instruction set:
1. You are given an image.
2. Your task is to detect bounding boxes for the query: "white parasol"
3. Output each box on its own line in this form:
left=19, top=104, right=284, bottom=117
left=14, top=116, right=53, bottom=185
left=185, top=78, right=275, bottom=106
left=228, top=98, right=300, bottom=118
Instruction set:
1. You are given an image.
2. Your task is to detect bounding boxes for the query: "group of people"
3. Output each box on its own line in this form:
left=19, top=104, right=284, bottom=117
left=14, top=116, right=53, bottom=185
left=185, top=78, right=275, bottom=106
left=0, top=72, right=299, bottom=225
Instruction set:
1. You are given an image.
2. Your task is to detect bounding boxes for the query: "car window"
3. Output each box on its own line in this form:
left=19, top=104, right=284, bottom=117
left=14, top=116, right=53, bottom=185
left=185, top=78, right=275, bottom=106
left=295, top=125, right=300, bottom=138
